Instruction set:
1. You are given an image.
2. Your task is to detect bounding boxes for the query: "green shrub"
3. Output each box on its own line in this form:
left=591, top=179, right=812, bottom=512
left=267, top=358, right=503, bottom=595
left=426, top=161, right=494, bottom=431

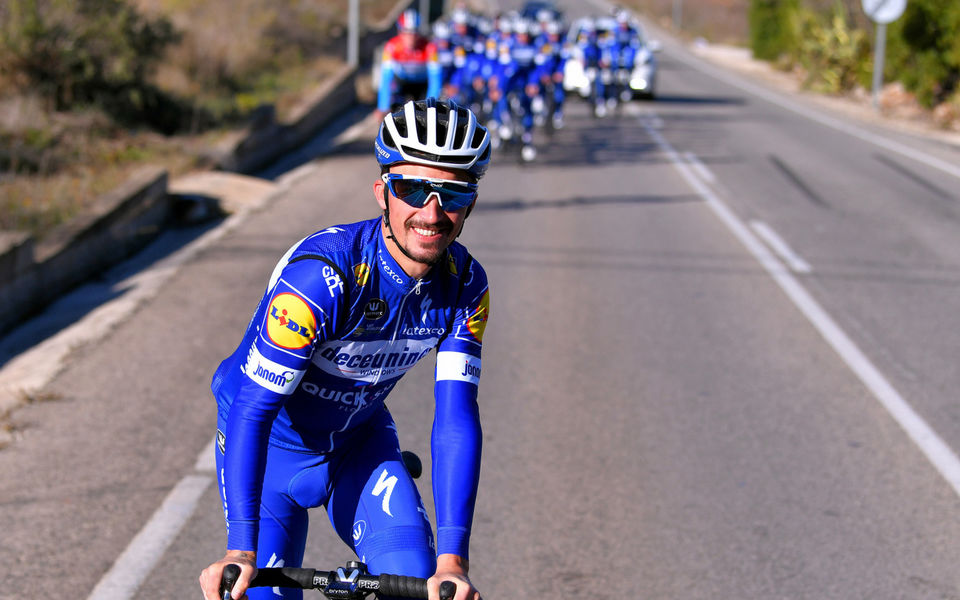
left=749, top=0, right=800, bottom=61
left=0, top=0, right=187, bottom=131
left=795, top=3, right=871, bottom=93
left=885, top=0, right=960, bottom=107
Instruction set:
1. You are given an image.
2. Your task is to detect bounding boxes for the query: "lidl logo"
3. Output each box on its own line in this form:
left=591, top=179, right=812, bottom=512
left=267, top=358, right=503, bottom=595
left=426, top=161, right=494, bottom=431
left=266, top=293, right=317, bottom=350
left=466, top=290, right=489, bottom=342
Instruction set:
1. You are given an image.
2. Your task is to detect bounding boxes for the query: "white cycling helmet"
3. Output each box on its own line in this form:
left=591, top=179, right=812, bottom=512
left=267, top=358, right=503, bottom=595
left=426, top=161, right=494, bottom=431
left=375, top=98, right=491, bottom=180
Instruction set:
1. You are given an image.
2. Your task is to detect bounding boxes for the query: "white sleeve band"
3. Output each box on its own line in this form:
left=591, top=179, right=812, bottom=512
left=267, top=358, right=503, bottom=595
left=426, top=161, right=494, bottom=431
left=242, top=345, right=305, bottom=394
left=436, top=351, right=481, bottom=385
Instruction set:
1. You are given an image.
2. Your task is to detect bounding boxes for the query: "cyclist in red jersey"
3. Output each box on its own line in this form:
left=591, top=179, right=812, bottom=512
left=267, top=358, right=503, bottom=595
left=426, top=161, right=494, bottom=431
left=376, top=9, right=442, bottom=119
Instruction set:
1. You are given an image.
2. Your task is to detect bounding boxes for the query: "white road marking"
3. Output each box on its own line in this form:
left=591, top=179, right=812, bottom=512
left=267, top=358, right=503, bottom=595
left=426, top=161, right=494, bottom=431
left=87, top=439, right=216, bottom=600
left=682, top=151, right=717, bottom=184
left=87, top=474, right=213, bottom=599
left=670, top=46, right=960, bottom=181
left=749, top=220, right=813, bottom=274
left=633, top=105, right=960, bottom=499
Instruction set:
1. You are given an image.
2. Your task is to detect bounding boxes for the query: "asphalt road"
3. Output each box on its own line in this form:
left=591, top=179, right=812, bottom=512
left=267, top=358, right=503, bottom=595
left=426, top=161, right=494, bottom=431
left=1, top=2, right=959, bottom=598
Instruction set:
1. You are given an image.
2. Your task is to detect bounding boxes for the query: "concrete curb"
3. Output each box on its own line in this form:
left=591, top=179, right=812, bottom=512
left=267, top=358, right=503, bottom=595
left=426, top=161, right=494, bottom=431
left=0, top=167, right=169, bottom=335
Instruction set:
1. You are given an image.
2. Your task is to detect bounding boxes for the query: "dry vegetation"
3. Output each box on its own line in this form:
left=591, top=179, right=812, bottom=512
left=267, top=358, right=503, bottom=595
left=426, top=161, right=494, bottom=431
left=0, top=0, right=400, bottom=237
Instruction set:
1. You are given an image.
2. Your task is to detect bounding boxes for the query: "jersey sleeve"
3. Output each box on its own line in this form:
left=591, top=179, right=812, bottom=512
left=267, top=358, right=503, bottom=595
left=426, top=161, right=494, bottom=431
left=223, top=255, right=349, bottom=550
left=378, top=39, right=399, bottom=111
left=431, top=260, right=489, bottom=558
left=426, top=42, right=442, bottom=99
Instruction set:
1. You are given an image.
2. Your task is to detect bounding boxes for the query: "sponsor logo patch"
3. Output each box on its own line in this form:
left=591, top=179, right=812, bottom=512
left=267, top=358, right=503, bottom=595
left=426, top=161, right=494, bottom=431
left=437, top=351, right=482, bottom=384
left=466, top=290, right=490, bottom=342
left=243, top=345, right=304, bottom=394
left=352, top=520, right=367, bottom=544
left=354, top=263, right=371, bottom=286
left=266, top=293, right=317, bottom=350
left=313, top=339, right=438, bottom=382
left=364, top=298, right=387, bottom=320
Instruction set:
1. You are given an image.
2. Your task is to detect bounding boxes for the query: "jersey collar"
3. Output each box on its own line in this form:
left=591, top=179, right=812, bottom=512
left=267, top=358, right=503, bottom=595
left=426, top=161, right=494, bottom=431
left=375, top=226, right=437, bottom=294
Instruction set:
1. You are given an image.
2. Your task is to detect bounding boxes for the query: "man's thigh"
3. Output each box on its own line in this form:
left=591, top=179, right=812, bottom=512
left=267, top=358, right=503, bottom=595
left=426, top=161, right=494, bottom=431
left=326, top=411, right=436, bottom=578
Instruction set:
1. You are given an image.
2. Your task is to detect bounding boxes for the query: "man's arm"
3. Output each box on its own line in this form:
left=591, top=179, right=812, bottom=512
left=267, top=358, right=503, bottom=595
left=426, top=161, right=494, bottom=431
left=201, top=252, right=347, bottom=599
left=429, top=259, right=488, bottom=600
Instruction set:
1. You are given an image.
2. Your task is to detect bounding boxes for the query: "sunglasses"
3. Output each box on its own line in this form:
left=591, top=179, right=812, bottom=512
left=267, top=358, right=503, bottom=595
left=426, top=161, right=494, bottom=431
left=381, top=173, right=478, bottom=212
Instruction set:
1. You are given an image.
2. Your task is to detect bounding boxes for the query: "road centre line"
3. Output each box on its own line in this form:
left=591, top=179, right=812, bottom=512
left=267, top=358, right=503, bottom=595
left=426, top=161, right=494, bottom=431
left=668, top=45, right=960, bottom=182
left=632, top=105, right=960, bottom=500
left=749, top=220, right=813, bottom=274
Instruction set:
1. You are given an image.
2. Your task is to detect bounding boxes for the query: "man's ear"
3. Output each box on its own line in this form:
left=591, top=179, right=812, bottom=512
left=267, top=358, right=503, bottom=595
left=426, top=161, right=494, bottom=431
left=374, top=178, right=387, bottom=211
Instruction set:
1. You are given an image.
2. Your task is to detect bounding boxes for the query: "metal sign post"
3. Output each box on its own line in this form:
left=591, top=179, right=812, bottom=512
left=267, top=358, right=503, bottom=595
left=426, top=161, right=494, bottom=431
left=421, top=0, right=431, bottom=34
left=861, top=0, right=907, bottom=109
left=348, top=0, right=359, bottom=67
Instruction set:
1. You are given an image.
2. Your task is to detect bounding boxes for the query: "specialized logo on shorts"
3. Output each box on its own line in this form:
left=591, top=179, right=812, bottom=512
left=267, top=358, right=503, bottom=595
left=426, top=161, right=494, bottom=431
left=466, top=290, right=489, bottom=342
left=354, top=262, right=371, bottom=286
left=372, top=468, right=398, bottom=516
left=266, top=293, right=317, bottom=350
left=364, top=298, right=387, bottom=320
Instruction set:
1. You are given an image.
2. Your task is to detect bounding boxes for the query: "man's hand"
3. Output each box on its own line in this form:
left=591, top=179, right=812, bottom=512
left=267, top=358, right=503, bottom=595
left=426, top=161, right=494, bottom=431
left=199, top=550, right=257, bottom=600
left=428, top=554, right=480, bottom=600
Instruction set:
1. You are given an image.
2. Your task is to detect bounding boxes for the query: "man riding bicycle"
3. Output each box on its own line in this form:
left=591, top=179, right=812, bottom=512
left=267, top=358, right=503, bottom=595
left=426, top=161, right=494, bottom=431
left=376, top=10, right=442, bottom=119
left=199, top=99, right=492, bottom=600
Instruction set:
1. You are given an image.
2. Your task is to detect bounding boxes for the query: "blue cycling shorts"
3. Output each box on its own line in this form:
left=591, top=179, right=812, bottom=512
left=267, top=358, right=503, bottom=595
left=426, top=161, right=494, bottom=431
left=215, top=408, right=436, bottom=600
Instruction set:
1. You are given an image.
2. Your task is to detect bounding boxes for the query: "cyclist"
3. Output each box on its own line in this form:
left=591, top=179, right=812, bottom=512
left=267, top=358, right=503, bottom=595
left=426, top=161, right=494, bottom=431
left=376, top=10, right=442, bottom=119
left=534, top=19, right=568, bottom=129
left=199, top=98, right=492, bottom=600
left=492, top=18, right=541, bottom=161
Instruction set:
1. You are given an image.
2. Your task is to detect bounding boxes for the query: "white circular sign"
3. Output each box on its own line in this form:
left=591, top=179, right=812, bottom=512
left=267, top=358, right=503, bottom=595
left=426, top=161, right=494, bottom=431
left=862, top=0, right=907, bottom=24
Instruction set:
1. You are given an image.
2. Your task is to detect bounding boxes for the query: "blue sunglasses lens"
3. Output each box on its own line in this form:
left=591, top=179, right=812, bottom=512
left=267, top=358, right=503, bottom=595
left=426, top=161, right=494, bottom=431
left=387, top=177, right=477, bottom=211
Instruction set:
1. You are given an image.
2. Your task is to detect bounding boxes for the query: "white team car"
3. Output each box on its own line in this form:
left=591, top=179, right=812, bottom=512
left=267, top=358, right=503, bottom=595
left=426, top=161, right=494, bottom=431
left=563, top=16, right=662, bottom=100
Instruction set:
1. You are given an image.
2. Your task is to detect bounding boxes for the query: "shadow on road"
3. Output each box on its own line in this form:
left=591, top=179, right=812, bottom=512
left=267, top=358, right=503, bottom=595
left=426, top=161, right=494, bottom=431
left=473, top=193, right=701, bottom=213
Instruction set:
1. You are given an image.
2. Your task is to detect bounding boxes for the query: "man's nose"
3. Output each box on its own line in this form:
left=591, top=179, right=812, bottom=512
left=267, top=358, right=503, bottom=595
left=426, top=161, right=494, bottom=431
left=420, top=192, right=445, bottom=218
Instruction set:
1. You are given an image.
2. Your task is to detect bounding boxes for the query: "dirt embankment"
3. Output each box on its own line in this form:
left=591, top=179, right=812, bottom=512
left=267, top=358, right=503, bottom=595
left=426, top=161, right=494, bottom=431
left=0, top=0, right=400, bottom=237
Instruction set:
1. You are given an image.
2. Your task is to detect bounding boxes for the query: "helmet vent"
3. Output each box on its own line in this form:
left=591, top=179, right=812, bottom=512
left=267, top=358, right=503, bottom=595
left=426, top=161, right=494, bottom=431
left=471, top=127, right=486, bottom=149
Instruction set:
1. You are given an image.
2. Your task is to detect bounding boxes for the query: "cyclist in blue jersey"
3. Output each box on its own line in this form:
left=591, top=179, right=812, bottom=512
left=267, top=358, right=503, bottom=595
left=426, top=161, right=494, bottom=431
left=199, top=98, right=492, bottom=600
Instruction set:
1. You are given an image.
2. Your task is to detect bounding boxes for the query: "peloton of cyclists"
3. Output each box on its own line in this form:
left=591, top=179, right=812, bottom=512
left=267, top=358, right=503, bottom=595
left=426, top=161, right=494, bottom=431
left=381, top=6, right=651, bottom=162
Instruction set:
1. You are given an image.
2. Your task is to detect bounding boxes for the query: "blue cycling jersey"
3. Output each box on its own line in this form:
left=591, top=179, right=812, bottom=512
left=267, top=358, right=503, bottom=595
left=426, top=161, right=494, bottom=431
left=212, top=216, right=488, bottom=558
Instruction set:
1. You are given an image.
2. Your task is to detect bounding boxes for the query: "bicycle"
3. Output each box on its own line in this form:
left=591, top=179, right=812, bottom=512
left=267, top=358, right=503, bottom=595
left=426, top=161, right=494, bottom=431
left=220, top=560, right=457, bottom=600
left=219, top=452, right=455, bottom=600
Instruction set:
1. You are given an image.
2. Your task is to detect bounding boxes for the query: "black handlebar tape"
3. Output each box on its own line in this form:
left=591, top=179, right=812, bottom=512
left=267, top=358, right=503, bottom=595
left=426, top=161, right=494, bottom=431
left=439, top=580, right=457, bottom=600
left=250, top=567, right=318, bottom=589
left=377, top=574, right=428, bottom=598
left=220, top=564, right=240, bottom=599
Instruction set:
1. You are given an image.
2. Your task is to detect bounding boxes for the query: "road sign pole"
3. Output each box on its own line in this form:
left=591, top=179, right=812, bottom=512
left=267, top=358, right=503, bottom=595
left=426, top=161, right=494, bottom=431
left=871, top=22, right=887, bottom=109
left=348, top=0, right=359, bottom=67
left=421, top=0, right=430, bottom=33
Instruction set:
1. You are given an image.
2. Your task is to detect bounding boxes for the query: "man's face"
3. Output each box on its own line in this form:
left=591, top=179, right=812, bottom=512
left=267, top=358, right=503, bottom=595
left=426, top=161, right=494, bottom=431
left=375, top=163, right=475, bottom=268
left=400, top=30, right=418, bottom=49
